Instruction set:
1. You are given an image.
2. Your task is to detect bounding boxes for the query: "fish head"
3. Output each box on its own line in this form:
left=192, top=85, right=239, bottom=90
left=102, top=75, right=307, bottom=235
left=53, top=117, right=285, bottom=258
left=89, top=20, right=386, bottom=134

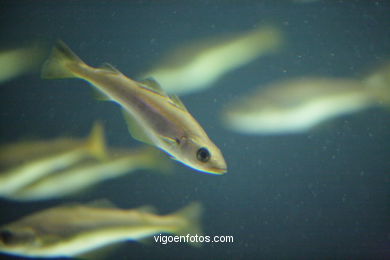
left=174, top=135, right=227, bottom=175
left=0, top=226, right=37, bottom=253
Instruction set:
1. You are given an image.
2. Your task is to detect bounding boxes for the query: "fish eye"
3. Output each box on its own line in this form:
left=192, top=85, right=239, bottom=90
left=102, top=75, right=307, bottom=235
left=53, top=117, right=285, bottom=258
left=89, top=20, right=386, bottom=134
left=0, top=230, right=14, bottom=245
left=196, top=147, right=210, bottom=163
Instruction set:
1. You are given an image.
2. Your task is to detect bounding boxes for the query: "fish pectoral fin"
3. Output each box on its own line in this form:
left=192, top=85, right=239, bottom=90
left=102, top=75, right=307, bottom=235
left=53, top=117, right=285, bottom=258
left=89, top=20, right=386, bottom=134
left=122, top=109, right=154, bottom=146
left=138, top=77, right=167, bottom=96
left=169, top=94, right=189, bottom=112
left=160, top=135, right=179, bottom=146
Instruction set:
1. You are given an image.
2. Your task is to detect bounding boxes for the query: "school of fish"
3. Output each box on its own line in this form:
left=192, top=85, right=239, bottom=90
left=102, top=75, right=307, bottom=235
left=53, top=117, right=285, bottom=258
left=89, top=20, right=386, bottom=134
left=0, top=21, right=389, bottom=259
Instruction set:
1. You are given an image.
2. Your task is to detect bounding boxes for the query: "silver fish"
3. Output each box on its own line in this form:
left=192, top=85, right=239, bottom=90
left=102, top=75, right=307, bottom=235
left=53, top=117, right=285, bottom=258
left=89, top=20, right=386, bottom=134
left=0, top=43, right=46, bottom=84
left=0, top=201, right=202, bottom=258
left=11, top=147, right=171, bottom=201
left=222, top=76, right=389, bottom=134
left=0, top=122, right=106, bottom=196
left=41, top=41, right=226, bottom=174
left=140, top=25, right=283, bottom=95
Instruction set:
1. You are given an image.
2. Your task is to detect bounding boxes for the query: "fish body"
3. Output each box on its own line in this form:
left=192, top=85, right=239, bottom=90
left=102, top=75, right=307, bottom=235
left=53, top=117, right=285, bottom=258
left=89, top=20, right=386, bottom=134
left=41, top=41, right=226, bottom=174
left=0, top=122, right=106, bottom=196
left=0, top=201, right=202, bottom=257
left=141, top=25, right=282, bottom=95
left=223, top=77, right=387, bottom=134
left=0, top=43, right=46, bottom=84
left=11, top=147, right=171, bottom=201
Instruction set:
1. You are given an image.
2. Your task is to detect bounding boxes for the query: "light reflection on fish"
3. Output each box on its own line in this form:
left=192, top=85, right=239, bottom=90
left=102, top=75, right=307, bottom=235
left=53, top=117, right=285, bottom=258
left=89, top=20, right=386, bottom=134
left=10, top=147, right=171, bottom=201
left=140, top=25, right=282, bottom=95
left=41, top=41, right=226, bottom=174
left=222, top=76, right=390, bottom=135
left=0, top=122, right=106, bottom=196
left=0, top=201, right=202, bottom=258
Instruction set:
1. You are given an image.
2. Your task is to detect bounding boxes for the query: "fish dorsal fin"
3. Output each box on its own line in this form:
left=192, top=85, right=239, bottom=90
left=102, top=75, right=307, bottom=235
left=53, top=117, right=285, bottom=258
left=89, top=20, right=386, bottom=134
left=138, top=78, right=167, bottom=96
left=169, top=94, right=188, bottom=112
left=86, top=199, right=117, bottom=209
left=121, top=109, right=154, bottom=146
left=100, top=63, right=120, bottom=74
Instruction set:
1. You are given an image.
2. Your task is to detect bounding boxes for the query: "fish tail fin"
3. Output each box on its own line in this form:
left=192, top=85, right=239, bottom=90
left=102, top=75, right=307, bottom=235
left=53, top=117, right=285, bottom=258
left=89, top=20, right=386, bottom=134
left=41, top=40, right=84, bottom=79
left=86, top=121, right=108, bottom=160
left=172, top=201, right=203, bottom=247
left=363, top=63, right=390, bottom=105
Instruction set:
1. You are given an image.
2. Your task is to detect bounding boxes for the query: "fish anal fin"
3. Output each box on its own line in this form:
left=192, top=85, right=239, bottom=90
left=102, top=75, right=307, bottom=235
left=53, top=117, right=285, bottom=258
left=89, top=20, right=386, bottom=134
left=121, top=109, right=154, bottom=146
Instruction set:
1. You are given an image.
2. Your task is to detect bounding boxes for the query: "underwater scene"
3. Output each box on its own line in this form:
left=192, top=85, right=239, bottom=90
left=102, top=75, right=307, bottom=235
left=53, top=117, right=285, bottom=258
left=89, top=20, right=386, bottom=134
left=0, top=0, right=389, bottom=259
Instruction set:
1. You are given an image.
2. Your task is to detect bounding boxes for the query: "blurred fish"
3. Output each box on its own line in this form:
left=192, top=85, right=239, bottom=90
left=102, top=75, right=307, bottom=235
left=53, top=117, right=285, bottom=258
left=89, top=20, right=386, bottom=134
left=0, top=43, right=46, bottom=84
left=140, top=25, right=283, bottom=95
left=0, top=201, right=203, bottom=258
left=362, top=62, right=390, bottom=104
left=11, top=147, right=171, bottom=201
left=222, top=77, right=389, bottom=135
left=0, top=122, right=107, bottom=196
left=41, top=41, right=227, bottom=174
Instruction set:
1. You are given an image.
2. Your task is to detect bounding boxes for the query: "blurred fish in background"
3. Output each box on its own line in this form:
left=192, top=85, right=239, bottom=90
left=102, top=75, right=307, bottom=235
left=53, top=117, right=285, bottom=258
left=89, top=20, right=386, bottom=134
left=362, top=62, right=390, bottom=102
left=0, top=201, right=203, bottom=258
left=0, top=43, right=46, bottom=84
left=221, top=63, right=390, bottom=135
left=10, top=146, right=171, bottom=201
left=140, top=25, right=283, bottom=95
left=0, top=122, right=107, bottom=196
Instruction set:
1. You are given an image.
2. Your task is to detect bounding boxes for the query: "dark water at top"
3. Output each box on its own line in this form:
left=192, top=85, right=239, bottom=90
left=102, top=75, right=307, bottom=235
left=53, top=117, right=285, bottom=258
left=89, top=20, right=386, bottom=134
left=0, top=1, right=389, bottom=259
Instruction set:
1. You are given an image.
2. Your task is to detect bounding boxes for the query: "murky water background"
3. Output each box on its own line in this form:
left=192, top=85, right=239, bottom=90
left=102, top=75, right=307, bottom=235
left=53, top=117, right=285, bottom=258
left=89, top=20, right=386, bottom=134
left=0, top=1, right=389, bottom=259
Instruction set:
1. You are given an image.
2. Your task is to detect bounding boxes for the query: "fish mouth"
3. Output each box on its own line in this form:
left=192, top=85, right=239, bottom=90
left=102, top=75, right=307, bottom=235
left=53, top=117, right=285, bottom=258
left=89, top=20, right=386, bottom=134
left=206, top=167, right=227, bottom=175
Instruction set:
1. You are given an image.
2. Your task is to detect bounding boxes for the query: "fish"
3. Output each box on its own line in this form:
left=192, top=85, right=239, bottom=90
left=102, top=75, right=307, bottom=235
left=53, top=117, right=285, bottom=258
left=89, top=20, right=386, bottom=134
left=222, top=76, right=389, bottom=135
left=11, top=147, right=171, bottom=201
left=0, top=43, right=46, bottom=84
left=362, top=61, right=390, bottom=104
left=41, top=41, right=227, bottom=174
left=0, top=201, right=203, bottom=258
left=140, top=25, right=283, bottom=95
left=0, top=122, right=107, bottom=196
